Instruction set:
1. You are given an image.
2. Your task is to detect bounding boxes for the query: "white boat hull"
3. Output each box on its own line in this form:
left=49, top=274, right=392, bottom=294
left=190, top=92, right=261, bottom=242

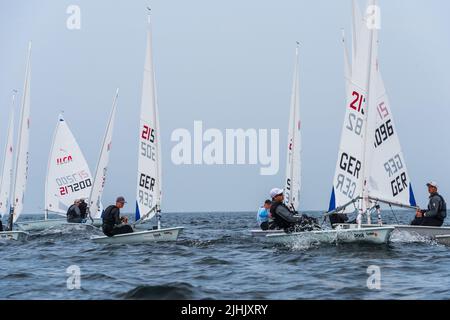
left=0, top=231, right=29, bottom=241
left=435, top=235, right=450, bottom=246
left=265, top=226, right=394, bottom=245
left=91, top=227, right=184, bottom=244
left=392, top=225, right=450, bottom=238
left=16, top=219, right=67, bottom=231
left=16, top=218, right=102, bottom=232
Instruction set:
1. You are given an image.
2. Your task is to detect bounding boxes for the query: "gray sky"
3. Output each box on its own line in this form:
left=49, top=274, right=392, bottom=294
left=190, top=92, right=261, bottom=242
left=1, top=0, right=450, bottom=214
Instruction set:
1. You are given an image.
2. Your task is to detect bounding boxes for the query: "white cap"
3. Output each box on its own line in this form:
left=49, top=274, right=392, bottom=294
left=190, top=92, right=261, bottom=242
left=270, top=188, right=284, bottom=199
left=427, top=181, right=438, bottom=188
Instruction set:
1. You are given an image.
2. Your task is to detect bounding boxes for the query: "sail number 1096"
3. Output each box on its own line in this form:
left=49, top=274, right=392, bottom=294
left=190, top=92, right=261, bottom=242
left=374, top=120, right=394, bottom=148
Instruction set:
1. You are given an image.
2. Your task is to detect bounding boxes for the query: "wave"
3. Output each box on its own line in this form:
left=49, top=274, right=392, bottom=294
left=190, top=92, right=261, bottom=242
left=118, top=282, right=201, bottom=300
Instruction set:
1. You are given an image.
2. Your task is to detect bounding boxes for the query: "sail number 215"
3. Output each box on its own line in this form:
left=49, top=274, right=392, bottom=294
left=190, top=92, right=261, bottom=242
left=349, top=91, right=365, bottom=114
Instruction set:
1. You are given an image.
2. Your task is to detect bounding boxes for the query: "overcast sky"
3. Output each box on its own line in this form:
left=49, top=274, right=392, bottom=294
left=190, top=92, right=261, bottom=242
left=1, top=0, right=449, bottom=214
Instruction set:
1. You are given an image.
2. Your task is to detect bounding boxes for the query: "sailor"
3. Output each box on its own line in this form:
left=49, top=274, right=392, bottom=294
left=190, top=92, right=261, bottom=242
left=102, top=196, right=134, bottom=237
left=78, top=198, right=88, bottom=220
left=411, top=181, right=447, bottom=227
left=66, top=199, right=83, bottom=223
left=269, top=188, right=320, bottom=232
left=256, top=200, right=272, bottom=230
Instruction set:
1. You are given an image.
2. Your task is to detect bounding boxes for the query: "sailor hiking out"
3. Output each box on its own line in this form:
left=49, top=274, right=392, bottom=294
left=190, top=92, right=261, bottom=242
left=269, top=188, right=320, bottom=233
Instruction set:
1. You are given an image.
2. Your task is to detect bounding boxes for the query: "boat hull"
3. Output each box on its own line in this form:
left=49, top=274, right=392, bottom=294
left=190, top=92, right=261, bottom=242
left=0, top=231, right=29, bottom=241
left=392, top=225, right=450, bottom=238
left=91, top=227, right=184, bottom=244
left=16, top=218, right=102, bottom=232
left=16, top=219, right=67, bottom=231
left=265, top=226, right=394, bottom=245
left=435, top=235, right=450, bottom=246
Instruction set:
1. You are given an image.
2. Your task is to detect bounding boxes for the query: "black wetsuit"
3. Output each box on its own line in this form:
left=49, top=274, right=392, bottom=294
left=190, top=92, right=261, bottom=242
left=411, top=192, right=447, bottom=227
left=67, top=204, right=83, bottom=223
left=0, top=220, right=3, bottom=232
left=102, top=205, right=133, bottom=237
left=270, top=201, right=320, bottom=232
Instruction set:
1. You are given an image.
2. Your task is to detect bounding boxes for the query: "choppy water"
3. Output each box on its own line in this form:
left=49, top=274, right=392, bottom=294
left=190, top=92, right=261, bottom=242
left=1, top=211, right=450, bottom=300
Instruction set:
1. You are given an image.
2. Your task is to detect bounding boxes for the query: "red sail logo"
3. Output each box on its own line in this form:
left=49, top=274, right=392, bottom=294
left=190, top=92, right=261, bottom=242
left=57, top=155, right=73, bottom=165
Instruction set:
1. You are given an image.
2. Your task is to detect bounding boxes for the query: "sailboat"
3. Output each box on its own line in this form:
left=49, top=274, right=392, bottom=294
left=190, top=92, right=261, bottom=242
left=251, top=43, right=302, bottom=238
left=0, top=43, right=32, bottom=241
left=87, top=89, right=119, bottom=223
left=341, top=0, right=450, bottom=240
left=266, top=0, right=396, bottom=245
left=16, top=113, right=97, bottom=232
left=91, top=12, right=183, bottom=244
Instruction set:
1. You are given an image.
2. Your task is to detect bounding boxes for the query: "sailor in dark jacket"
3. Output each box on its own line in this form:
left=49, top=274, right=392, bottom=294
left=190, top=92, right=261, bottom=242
left=269, top=188, right=320, bottom=232
left=102, top=196, right=134, bottom=237
left=411, top=181, right=447, bottom=227
left=67, top=199, right=83, bottom=223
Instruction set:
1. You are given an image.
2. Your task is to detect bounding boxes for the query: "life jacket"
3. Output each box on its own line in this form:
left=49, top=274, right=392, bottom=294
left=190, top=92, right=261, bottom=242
left=79, top=201, right=88, bottom=219
left=66, top=204, right=79, bottom=219
left=434, top=194, right=447, bottom=220
left=270, top=202, right=292, bottom=230
left=102, top=205, right=119, bottom=227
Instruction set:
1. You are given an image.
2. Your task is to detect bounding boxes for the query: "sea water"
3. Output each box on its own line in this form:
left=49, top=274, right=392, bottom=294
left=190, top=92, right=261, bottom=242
left=1, top=211, right=449, bottom=299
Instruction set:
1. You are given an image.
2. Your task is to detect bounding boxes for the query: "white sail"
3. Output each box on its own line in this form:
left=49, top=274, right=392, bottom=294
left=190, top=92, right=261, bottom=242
left=284, top=45, right=301, bottom=211
left=328, top=12, right=372, bottom=213
left=0, top=94, right=16, bottom=217
left=350, top=0, right=416, bottom=208
left=45, top=114, right=93, bottom=214
left=135, top=17, right=161, bottom=222
left=351, top=0, right=363, bottom=63
left=11, top=42, right=32, bottom=222
left=88, top=89, right=119, bottom=219
left=342, top=30, right=352, bottom=97
left=329, top=0, right=416, bottom=213
left=366, top=66, right=416, bottom=207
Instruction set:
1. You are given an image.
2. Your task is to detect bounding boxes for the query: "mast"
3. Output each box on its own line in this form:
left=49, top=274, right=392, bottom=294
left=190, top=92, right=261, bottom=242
left=44, top=113, right=63, bottom=220
left=151, top=9, right=162, bottom=229
left=285, top=42, right=301, bottom=211
left=9, top=42, right=31, bottom=231
left=358, top=0, right=378, bottom=227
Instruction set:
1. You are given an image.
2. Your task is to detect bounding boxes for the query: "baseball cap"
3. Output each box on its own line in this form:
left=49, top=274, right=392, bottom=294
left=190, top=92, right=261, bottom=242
left=426, top=181, right=438, bottom=188
left=116, top=196, right=127, bottom=204
left=269, top=188, right=284, bottom=199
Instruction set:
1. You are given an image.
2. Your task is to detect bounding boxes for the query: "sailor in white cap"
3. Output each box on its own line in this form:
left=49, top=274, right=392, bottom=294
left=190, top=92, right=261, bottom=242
left=411, top=181, right=447, bottom=227
left=268, top=188, right=320, bottom=232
